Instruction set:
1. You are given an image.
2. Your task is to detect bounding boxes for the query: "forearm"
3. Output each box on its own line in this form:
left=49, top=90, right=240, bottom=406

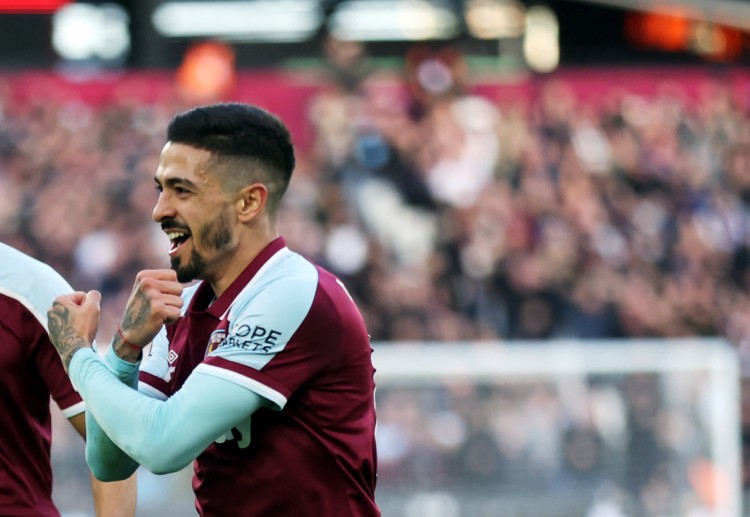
left=85, top=346, right=141, bottom=481
left=86, top=406, right=140, bottom=481
left=70, top=349, right=264, bottom=475
left=112, top=325, right=144, bottom=364
left=90, top=472, right=137, bottom=517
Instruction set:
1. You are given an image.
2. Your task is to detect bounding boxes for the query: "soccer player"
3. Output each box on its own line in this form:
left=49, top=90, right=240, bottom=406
left=0, top=242, right=136, bottom=517
left=46, top=103, right=380, bottom=516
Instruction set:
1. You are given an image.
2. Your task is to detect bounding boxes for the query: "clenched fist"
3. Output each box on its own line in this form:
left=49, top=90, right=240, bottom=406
left=47, top=290, right=102, bottom=372
left=115, top=270, right=183, bottom=362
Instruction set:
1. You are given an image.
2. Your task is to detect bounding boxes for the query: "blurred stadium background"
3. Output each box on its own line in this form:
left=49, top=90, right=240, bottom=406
left=3, top=0, right=750, bottom=515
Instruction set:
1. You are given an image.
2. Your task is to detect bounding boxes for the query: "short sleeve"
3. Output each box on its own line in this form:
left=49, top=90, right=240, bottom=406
left=197, top=261, right=333, bottom=410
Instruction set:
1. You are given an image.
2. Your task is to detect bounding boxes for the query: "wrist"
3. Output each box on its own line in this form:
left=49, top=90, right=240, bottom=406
left=114, top=326, right=143, bottom=363
left=62, top=345, right=83, bottom=373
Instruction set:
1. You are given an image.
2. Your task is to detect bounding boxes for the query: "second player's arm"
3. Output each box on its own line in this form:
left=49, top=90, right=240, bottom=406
left=68, top=413, right=138, bottom=516
left=81, top=342, right=142, bottom=482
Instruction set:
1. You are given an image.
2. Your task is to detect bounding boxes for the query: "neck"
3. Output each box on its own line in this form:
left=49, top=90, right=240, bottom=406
left=209, top=225, right=278, bottom=298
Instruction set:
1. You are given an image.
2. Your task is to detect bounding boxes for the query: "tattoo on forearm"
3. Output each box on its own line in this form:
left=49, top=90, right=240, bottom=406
left=121, top=290, right=151, bottom=332
left=115, top=290, right=149, bottom=363
left=47, top=303, right=87, bottom=372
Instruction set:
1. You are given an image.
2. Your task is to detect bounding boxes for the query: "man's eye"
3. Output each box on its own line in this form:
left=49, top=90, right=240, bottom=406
left=155, top=185, right=163, bottom=194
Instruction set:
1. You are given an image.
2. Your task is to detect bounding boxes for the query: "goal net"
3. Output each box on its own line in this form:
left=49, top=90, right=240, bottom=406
left=372, top=338, right=741, bottom=517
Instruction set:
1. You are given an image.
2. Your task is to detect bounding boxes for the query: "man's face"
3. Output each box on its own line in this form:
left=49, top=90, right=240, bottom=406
left=152, top=142, right=238, bottom=284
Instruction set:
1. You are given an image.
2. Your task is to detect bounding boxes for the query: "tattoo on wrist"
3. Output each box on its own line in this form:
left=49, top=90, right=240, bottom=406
left=116, top=291, right=149, bottom=363
left=47, top=304, right=87, bottom=372
left=60, top=339, right=84, bottom=372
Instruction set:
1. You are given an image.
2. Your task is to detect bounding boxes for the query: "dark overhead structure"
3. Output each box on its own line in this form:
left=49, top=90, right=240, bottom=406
left=0, top=0, right=747, bottom=69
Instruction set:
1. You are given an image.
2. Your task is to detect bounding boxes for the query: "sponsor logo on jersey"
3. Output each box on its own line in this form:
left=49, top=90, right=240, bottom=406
left=166, top=349, right=179, bottom=381
left=216, top=323, right=282, bottom=353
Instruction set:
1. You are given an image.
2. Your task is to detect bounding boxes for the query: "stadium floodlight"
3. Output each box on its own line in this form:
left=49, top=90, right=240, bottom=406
left=523, top=5, right=559, bottom=72
left=152, top=0, right=322, bottom=42
left=328, top=0, right=460, bottom=41
left=52, top=3, right=130, bottom=62
left=465, top=0, right=526, bottom=39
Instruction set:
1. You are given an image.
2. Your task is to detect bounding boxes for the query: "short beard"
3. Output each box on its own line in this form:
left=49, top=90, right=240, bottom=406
left=170, top=212, right=232, bottom=284
left=171, top=250, right=206, bottom=283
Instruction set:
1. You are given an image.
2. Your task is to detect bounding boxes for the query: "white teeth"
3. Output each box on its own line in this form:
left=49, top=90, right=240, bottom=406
left=167, top=231, right=187, bottom=241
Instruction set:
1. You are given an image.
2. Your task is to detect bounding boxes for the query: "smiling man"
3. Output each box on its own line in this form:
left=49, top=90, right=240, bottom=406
left=46, top=103, right=380, bottom=517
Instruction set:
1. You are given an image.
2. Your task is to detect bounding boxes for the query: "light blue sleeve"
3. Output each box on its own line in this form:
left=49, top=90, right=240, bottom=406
left=69, top=348, right=265, bottom=478
left=83, top=346, right=141, bottom=480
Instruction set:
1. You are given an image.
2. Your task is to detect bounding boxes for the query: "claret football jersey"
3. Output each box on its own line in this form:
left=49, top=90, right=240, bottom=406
left=0, top=243, right=82, bottom=517
left=139, top=237, right=379, bottom=516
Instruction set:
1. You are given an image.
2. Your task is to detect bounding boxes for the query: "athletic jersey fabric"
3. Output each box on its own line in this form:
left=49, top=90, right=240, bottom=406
left=138, top=237, right=379, bottom=516
left=0, top=243, right=83, bottom=517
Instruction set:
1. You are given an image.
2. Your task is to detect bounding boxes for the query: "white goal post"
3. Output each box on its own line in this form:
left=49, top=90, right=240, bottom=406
left=372, top=338, right=742, bottom=517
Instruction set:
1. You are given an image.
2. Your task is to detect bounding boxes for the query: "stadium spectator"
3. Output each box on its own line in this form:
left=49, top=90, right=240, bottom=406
left=45, top=103, right=379, bottom=516
left=4, top=62, right=750, bottom=508
left=0, top=242, right=136, bottom=517
left=5, top=67, right=750, bottom=349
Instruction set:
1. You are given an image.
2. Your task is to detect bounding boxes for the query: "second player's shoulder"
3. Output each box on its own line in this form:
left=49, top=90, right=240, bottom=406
left=0, top=242, right=73, bottom=319
left=0, top=243, right=70, bottom=290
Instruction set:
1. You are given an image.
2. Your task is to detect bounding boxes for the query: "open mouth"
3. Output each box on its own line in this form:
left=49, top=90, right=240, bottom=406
left=167, top=230, right=191, bottom=255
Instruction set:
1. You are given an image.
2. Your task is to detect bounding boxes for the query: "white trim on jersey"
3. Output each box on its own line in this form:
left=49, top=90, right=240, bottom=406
left=0, top=243, right=74, bottom=328
left=138, top=382, right=169, bottom=401
left=195, top=363, right=288, bottom=409
left=0, top=286, right=49, bottom=329
left=60, top=400, right=86, bottom=418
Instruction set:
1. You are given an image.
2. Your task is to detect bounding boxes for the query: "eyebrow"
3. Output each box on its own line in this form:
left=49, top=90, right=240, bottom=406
left=154, top=177, right=199, bottom=189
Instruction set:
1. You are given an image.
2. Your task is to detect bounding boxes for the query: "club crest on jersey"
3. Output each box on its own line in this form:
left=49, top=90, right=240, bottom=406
left=167, top=349, right=179, bottom=364
left=206, top=328, right=227, bottom=356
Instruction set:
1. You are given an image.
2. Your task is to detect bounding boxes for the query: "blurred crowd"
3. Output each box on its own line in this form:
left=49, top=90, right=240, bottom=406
left=3, top=39, right=750, bottom=516
left=3, top=48, right=750, bottom=351
left=305, top=41, right=750, bottom=354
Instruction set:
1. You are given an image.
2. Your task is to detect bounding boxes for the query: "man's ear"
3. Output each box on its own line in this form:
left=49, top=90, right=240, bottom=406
left=237, top=183, right=268, bottom=222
